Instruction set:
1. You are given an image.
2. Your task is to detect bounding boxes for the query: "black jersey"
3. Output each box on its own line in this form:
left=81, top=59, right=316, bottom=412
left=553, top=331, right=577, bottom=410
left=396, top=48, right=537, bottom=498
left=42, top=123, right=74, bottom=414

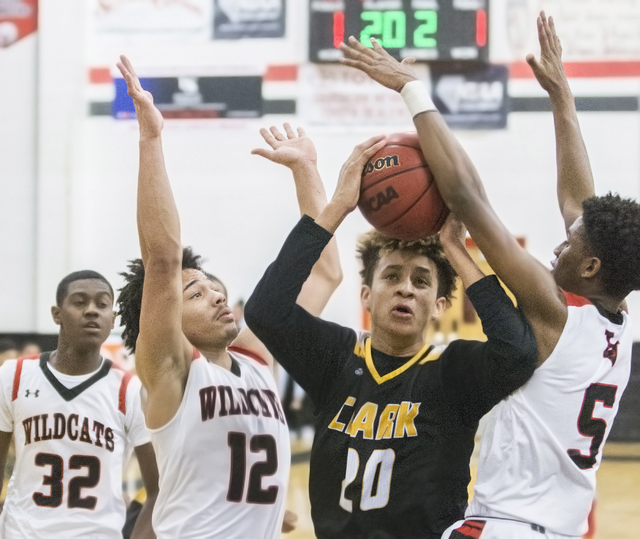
left=245, top=216, right=538, bottom=539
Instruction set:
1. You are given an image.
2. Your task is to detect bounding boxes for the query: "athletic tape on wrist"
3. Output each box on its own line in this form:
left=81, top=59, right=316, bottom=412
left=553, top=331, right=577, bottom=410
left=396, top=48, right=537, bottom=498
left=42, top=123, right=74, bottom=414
left=401, top=80, right=437, bottom=117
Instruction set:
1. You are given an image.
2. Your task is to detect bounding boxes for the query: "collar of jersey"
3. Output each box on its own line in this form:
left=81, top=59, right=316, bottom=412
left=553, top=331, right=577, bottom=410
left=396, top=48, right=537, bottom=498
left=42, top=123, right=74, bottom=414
left=364, top=338, right=433, bottom=385
left=40, top=352, right=113, bottom=401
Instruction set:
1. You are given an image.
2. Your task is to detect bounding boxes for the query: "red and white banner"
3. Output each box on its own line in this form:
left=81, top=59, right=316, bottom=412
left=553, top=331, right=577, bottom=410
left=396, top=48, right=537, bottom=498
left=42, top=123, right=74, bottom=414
left=0, top=0, right=37, bottom=48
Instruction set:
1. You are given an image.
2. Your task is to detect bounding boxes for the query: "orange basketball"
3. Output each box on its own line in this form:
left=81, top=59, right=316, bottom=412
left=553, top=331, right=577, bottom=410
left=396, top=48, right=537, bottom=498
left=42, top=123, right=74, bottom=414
left=358, top=132, right=449, bottom=241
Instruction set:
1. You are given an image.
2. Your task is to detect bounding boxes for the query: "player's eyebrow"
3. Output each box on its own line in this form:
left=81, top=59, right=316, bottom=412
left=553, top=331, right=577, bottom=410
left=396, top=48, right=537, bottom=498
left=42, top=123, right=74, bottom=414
left=183, top=280, right=199, bottom=292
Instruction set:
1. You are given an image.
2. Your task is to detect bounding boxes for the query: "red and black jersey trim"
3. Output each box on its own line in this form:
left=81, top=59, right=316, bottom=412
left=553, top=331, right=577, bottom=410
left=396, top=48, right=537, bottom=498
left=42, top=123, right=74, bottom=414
left=450, top=519, right=486, bottom=539
left=39, top=352, right=113, bottom=402
left=228, top=345, right=268, bottom=366
left=12, top=354, right=40, bottom=401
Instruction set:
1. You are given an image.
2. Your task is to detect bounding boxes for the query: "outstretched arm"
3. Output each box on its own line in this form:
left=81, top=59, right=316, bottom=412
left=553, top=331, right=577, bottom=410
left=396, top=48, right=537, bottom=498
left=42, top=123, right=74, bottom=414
left=339, top=37, right=566, bottom=362
left=117, top=56, right=191, bottom=428
left=233, top=125, right=345, bottom=360
left=527, top=12, right=594, bottom=230
left=250, top=124, right=343, bottom=315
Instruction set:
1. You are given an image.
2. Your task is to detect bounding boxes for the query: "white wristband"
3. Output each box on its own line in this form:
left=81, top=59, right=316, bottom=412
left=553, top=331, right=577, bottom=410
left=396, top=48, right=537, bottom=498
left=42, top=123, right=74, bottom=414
left=401, top=80, right=437, bottom=118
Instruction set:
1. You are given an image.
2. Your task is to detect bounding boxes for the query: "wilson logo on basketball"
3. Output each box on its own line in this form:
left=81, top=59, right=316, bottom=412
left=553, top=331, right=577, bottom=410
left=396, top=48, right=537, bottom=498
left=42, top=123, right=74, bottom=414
left=362, top=186, right=400, bottom=212
left=362, top=155, right=400, bottom=177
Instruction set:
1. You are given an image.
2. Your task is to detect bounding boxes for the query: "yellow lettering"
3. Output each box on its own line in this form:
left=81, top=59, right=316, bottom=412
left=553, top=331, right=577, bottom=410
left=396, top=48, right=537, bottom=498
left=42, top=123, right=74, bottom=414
left=328, top=396, right=356, bottom=432
left=394, top=401, right=420, bottom=438
left=375, top=404, right=399, bottom=440
left=347, top=402, right=378, bottom=440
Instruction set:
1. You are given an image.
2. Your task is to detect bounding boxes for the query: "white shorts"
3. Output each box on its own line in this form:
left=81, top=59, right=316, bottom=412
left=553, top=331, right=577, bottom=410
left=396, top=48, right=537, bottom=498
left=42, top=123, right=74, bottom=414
left=441, top=518, right=582, bottom=539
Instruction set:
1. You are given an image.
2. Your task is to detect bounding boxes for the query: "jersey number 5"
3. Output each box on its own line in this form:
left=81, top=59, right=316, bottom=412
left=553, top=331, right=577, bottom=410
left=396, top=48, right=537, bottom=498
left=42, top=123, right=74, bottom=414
left=567, top=383, right=618, bottom=470
left=340, top=448, right=396, bottom=512
left=227, top=432, right=279, bottom=504
left=33, top=453, right=101, bottom=509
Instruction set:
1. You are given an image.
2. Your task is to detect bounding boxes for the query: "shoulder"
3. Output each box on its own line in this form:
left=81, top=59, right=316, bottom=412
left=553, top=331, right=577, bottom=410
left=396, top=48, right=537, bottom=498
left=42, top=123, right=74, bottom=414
left=228, top=345, right=269, bottom=367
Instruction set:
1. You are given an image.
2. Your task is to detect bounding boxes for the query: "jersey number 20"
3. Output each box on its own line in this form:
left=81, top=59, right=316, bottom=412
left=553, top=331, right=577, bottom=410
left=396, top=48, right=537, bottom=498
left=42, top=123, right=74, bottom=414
left=340, top=448, right=396, bottom=512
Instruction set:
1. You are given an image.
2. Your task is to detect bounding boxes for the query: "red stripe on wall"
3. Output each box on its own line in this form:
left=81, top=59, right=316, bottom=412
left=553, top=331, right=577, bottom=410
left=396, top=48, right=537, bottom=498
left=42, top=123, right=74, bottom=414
left=511, top=61, right=640, bottom=79
left=264, top=65, right=298, bottom=82
left=89, top=68, right=113, bottom=84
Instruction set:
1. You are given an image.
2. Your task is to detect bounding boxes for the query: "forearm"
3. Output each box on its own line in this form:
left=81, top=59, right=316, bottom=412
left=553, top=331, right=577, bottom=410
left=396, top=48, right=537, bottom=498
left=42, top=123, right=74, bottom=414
left=137, top=136, right=182, bottom=263
left=442, top=242, right=485, bottom=290
left=246, top=216, right=333, bottom=328
left=130, top=493, right=157, bottom=539
left=291, top=164, right=343, bottom=313
left=550, top=90, right=595, bottom=225
left=412, top=110, right=487, bottom=215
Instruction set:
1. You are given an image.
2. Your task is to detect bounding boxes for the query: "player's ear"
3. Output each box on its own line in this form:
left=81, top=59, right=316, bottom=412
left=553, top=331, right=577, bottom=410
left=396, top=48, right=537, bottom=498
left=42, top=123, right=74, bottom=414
left=581, top=256, right=601, bottom=279
left=111, top=310, right=116, bottom=330
left=431, top=297, right=447, bottom=319
left=51, top=306, right=62, bottom=325
left=360, top=285, right=372, bottom=312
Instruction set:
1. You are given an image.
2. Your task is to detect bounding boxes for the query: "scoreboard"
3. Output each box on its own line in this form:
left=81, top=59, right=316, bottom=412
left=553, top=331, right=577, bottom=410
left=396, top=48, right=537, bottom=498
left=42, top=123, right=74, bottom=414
left=309, top=0, right=488, bottom=63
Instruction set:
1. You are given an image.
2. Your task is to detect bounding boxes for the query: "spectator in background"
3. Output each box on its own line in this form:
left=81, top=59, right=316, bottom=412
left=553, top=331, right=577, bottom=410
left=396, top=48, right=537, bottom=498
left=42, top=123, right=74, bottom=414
left=0, top=339, right=18, bottom=366
left=18, top=341, right=41, bottom=358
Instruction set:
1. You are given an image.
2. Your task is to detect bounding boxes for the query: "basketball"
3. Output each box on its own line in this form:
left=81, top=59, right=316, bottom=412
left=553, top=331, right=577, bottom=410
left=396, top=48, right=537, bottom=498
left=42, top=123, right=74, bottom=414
left=358, top=132, right=449, bottom=241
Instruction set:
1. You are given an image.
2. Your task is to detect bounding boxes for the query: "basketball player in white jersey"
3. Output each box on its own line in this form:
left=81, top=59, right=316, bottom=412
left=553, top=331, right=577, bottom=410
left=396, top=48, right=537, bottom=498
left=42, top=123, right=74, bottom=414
left=0, top=270, right=158, bottom=538
left=339, top=12, right=640, bottom=539
left=115, top=56, right=342, bottom=538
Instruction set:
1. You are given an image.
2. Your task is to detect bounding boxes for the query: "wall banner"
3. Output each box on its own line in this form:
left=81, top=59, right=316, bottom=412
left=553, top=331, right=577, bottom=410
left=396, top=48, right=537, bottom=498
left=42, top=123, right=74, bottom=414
left=213, top=0, right=285, bottom=39
left=0, top=0, right=37, bottom=47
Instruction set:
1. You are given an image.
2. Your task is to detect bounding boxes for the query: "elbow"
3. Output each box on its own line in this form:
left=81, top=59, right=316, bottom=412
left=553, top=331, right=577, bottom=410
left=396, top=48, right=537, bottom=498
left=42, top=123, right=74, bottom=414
left=243, top=295, right=269, bottom=334
left=143, top=254, right=182, bottom=275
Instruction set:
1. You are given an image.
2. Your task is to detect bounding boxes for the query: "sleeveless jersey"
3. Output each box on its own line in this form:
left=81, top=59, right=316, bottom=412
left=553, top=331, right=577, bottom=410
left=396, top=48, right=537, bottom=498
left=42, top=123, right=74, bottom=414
left=150, top=346, right=290, bottom=539
left=0, top=353, right=150, bottom=538
left=468, top=293, right=633, bottom=536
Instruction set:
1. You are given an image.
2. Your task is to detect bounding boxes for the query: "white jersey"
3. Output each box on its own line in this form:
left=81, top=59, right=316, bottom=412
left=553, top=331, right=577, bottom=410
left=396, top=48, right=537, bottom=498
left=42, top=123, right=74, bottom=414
left=467, top=292, right=632, bottom=536
left=150, top=346, right=290, bottom=539
left=0, top=353, right=150, bottom=538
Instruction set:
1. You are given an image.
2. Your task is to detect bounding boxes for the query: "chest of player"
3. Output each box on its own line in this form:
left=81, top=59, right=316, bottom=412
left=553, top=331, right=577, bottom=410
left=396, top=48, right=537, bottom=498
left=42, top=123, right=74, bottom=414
left=320, top=355, right=460, bottom=445
left=190, top=357, right=287, bottom=433
left=12, top=367, right=126, bottom=456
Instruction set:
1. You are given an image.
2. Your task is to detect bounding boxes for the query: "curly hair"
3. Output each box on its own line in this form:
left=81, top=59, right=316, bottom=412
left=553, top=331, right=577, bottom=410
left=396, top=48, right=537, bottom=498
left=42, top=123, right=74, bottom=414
left=117, top=247, right=214, bottom=352
left=582, top=193, right=640, bottom=298
left=357, top=230, right=457, bottom=304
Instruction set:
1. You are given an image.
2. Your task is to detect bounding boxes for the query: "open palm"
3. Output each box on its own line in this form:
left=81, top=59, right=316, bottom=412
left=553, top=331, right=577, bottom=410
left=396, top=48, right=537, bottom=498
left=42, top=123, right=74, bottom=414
left=116, top=55, right=164, bottom=138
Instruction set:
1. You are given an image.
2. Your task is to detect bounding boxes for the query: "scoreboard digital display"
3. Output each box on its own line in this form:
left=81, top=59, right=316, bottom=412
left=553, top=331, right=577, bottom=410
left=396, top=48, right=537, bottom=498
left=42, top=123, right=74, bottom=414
left=309, top=0, right=488, bottom=63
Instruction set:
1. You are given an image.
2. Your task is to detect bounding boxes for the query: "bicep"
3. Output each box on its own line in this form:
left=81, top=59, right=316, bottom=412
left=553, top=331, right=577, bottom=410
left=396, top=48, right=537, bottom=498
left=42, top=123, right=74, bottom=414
left=136, top=260, right=190, bottom=389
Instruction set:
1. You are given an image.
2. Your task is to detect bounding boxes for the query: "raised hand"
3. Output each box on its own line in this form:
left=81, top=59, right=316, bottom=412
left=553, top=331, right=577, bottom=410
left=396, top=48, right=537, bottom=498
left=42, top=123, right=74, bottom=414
left=251, top=123, right=317, bottom=171
left=439, top=212, right=467, bottom=250
left=339, top=36, right=417, bottom=93
left=116, top=55, right=163, bottom=139
left=332, top=134, right=386, bottom=213
left=526, top=11, right=570, bottom=97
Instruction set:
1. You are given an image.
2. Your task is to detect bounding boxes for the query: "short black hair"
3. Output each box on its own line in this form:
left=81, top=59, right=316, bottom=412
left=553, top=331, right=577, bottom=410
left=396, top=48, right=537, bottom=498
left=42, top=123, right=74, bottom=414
left=357, top=230, right=457, bottom=304
left=56, top=270, right=114, bottom=307
left=118, top=247, right=211, bottom=352
left=582, top=193, right=640, bottom=298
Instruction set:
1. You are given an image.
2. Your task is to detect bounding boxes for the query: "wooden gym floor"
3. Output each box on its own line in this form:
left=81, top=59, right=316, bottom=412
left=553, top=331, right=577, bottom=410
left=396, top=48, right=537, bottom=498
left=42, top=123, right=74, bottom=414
left=283, top=440, right=640, bottom=539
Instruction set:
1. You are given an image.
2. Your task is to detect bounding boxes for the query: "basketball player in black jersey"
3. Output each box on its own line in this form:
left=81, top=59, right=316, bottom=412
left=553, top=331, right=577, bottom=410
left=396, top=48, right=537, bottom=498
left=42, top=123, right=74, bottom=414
left=244, top=138, right=539, bottom=537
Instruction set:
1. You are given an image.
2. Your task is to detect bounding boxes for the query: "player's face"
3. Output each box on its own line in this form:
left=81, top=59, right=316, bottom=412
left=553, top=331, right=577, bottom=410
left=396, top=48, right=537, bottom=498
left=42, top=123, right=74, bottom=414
left=52, top=280, right=115, bottom=348
left=551, top=217, right=593, bottom=292
left=362, top=251, right=446, bottom=345
left=181, top=269, right=238, bottom=349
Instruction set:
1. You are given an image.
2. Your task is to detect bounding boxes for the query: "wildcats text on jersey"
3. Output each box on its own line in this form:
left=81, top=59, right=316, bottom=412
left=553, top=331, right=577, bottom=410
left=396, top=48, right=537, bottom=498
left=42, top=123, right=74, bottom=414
left=199, top=384, right=285, bottom=424
left=328, top=396, right=420, bottom=440
left=22, top=413, right=115, bottom=451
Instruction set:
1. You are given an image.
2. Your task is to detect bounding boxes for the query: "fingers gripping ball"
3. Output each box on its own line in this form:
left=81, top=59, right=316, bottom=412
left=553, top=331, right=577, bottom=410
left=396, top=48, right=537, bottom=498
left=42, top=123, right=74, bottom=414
left=358, top=132, right=449, bottom=240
